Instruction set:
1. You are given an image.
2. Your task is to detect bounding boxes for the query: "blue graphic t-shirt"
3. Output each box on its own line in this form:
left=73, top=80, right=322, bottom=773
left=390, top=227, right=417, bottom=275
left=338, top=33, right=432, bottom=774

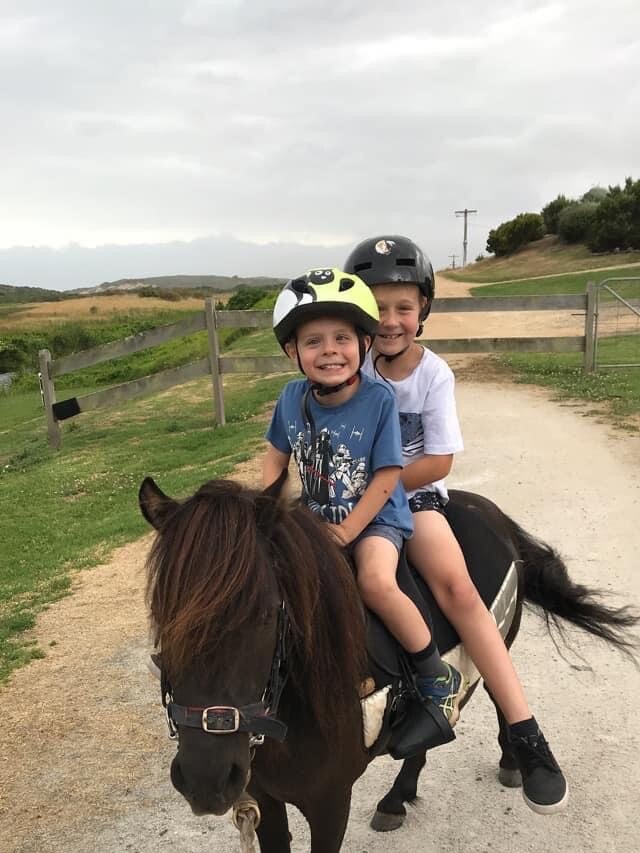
left=266, top=373, right=413, bottom=538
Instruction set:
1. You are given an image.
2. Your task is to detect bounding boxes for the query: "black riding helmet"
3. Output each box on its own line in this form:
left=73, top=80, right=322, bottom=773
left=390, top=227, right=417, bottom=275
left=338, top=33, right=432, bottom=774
left=343, top=235, right=435, bottom=333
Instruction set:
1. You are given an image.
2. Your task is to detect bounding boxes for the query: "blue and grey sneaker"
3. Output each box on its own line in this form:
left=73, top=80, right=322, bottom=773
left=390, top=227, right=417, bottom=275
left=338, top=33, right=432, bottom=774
left=510, top=730, right=568, bottom=814
left=415, top=663, right=467, bottom=726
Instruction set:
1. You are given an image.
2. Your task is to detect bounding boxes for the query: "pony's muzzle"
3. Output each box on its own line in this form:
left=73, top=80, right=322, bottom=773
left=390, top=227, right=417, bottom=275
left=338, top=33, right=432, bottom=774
left=170, top=753, right=249, bottom=816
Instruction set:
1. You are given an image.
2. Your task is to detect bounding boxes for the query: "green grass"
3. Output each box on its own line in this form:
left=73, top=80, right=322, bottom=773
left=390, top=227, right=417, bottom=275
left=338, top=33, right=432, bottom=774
left=0, top=309, right=202, bottom=374
left=500, top=335, right=640, bottom=422
left=0, top=339, right=294, bottom=683
left=470, top=266, right=640, bottom=297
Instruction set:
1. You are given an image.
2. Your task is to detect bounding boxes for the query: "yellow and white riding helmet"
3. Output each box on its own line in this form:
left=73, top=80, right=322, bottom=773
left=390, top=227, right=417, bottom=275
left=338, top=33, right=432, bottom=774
left=272, top=268, right=379, bottom=350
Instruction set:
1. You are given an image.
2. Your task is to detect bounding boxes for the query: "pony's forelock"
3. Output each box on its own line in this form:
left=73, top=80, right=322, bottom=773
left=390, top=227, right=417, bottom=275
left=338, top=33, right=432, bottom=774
left=145, top=480, right=366, bottom=738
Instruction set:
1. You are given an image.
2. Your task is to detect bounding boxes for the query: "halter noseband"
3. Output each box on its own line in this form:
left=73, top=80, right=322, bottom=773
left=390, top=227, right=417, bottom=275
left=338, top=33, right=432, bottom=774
left=160, top=602, right=290, bottom=746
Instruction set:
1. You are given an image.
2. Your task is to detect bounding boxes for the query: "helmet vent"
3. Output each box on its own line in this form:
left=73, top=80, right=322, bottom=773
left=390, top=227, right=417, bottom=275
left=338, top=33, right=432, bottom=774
left=339, top=277, right=355, bottom=292
left=396, top=258, right=416, bottom=267
left=353, top=261, right=372, bottom=273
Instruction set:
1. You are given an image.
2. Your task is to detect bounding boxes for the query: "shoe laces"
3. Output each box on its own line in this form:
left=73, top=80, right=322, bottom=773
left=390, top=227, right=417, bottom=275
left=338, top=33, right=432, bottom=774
left=514, top=733, right=561, bottom=773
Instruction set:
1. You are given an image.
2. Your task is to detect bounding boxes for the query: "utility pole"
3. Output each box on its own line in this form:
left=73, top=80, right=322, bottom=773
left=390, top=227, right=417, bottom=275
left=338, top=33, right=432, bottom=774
left=448, top=254, right=457, bottom=269
left=455, top=207, right=478, bottom=266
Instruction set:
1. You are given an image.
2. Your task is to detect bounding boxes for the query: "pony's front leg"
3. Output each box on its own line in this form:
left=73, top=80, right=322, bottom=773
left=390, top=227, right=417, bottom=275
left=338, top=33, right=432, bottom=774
left=300, top=787, right=352, bottom=853
left=371, top=750, right=428, bottom=831
left=251, top=787, right=291, bottom=853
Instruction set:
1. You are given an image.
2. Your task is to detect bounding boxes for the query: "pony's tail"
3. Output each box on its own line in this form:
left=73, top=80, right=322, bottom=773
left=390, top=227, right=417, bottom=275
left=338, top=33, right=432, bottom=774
left=509, top=518, right=639, bottom=662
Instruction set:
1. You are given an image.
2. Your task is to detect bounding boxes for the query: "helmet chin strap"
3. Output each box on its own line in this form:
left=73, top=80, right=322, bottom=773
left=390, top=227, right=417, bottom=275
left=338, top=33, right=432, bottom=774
left=312, top=374, right=358, bottom=397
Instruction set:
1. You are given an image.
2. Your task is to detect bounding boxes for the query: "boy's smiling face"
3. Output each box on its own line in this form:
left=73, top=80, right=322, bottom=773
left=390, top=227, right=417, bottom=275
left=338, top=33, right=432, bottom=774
left=371, top=283, right=427, bottom=357
left=285, top=316, right=367, bottom=387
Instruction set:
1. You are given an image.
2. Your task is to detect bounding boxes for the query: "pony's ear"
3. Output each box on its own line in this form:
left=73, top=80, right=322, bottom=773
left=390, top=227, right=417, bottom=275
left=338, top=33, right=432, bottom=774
left=139, top=477, right=179, bottom=530
left=262, top=468, right=288, bottom=500
left=256, top=469, right=288, bottom=533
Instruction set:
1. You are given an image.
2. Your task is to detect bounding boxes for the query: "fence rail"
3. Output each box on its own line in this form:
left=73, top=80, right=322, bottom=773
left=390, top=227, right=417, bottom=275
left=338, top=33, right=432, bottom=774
left=39, top=288, right=596, bottom=449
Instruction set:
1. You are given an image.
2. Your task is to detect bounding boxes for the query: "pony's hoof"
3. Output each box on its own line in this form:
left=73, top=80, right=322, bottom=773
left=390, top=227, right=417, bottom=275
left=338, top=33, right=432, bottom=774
left=370, top=810, right=405, bottom=832
left=498, top=766, right=522, bottom=788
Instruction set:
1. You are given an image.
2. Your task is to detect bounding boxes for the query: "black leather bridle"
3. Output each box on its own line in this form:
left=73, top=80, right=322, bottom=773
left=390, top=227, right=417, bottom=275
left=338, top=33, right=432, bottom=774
left=160, top=602, right=290, bottom=746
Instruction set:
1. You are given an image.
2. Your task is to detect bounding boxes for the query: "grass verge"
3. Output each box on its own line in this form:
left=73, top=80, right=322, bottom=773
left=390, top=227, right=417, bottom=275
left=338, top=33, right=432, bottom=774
left=470, top=266, right=640, bottom=297
left=499, top=334, right=640, bottom=426
left=0, top=354, right=294, bottom=683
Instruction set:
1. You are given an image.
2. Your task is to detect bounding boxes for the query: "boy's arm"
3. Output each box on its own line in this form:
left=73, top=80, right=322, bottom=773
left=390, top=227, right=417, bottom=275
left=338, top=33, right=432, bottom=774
left=262, top=442, right=291, bottom=489
left=332, top=465, right=401, bottom=544
left=401, top=454, right=454, bottom=492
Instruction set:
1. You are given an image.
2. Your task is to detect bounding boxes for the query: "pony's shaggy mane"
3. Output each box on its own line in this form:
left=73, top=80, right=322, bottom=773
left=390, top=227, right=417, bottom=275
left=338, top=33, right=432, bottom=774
left=145, top=479, right=367, bottom=736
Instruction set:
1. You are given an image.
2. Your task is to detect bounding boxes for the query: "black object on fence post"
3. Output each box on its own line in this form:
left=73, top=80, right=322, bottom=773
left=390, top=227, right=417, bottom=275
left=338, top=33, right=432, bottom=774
left=38, top=348, right=62, bottom=449
left=584, top=281, right=597, bottom=373
left=204, top=297, right=226, bottom=425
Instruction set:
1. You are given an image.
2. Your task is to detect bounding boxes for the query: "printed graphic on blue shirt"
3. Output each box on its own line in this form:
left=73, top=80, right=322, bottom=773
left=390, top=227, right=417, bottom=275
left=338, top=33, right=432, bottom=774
left=292, top=426, right=369, bottom=523
left=265, top=375, right=414, bottom=537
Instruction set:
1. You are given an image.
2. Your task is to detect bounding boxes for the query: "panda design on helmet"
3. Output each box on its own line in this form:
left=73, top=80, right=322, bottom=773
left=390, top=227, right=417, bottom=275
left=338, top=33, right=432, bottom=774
left=272, top=268, right=379, bottom=351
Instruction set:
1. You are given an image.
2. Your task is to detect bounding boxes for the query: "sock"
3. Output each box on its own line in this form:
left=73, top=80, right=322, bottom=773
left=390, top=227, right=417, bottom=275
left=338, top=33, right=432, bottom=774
left=509, top=716, right=540, bottom=740
left=411, top=641, right=449, bottom=679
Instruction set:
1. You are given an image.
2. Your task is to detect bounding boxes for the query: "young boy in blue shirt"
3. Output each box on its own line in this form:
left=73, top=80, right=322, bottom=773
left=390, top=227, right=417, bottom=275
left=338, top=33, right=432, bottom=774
left=262, top=268, right=466, bottom=739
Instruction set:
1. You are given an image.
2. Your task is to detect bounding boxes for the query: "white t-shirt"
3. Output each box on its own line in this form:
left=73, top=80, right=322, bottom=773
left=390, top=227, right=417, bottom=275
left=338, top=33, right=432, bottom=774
left=362, top=348, right=464, bottom=500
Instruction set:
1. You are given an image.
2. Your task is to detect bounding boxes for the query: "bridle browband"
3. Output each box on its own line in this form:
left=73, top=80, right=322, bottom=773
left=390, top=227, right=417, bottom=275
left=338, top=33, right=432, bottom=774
left=160, top=602, right=290, bottom=746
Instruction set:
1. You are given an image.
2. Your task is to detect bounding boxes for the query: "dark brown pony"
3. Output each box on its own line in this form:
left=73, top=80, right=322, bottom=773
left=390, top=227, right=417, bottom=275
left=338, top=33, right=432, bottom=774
left=140, top=473, right=637, bottom=853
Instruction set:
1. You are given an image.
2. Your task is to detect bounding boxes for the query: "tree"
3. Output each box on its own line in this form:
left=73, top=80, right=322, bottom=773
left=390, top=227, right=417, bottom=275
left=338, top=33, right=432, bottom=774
left=541, top=195, right=572, bottom=234
left=557, top=203, right=599, bottom=244
left=587, top=177, right=640, bottom=252
left=486, top=213, right=545, bottom=256
left=581, top=186, right=608, bottom=204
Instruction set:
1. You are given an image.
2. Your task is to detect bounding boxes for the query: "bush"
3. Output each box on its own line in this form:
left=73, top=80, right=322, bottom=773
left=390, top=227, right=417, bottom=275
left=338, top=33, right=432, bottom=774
left=581, top=186, right=608, bottom=204
left=541, top=195, right=572, bottom=234
left=226, top=286, right=270, bottom=311
left=588, top=177, right=640, bottom=252
left=557, top=202, right=599, bottom=244
left=486, top=212, right=545, bottom=256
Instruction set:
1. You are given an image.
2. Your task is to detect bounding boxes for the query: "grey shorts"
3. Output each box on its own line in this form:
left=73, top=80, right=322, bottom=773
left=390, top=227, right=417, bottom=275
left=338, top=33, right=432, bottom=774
left=350, top=523, right=405, bottom=553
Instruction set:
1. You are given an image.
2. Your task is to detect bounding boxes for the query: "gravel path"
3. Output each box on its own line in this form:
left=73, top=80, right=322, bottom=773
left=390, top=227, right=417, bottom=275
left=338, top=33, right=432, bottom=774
left=2, top=373, right=639, bottom=853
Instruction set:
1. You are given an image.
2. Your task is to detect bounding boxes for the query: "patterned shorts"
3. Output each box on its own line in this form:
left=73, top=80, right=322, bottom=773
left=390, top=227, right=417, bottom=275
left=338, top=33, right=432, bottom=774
left=408, top=490, right=447, bottom=515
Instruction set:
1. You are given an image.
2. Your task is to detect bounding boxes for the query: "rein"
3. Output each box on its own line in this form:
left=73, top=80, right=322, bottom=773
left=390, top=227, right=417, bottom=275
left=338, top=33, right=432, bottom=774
left=160, top=602, right=290, bottom=746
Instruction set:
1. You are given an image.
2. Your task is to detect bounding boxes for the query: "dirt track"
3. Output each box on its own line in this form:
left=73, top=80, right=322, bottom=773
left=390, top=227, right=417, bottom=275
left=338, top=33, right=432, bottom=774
left=2, top=295, right=640, bottom=852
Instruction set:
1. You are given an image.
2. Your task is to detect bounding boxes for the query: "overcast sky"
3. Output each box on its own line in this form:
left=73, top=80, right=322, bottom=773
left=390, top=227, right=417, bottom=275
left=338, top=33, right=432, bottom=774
left=2, top=0, right=639, bottom=290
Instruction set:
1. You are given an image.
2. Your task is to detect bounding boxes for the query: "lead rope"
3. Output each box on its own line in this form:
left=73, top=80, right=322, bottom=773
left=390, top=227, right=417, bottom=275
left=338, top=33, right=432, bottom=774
left=232, top=790, right=261, bottom=853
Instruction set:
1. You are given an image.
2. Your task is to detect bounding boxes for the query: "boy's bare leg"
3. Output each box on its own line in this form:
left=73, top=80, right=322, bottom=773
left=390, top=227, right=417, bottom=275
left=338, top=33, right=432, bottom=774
left=353, top=536, right=431, bottom=652
left=407, top=511, right=531, bottom=724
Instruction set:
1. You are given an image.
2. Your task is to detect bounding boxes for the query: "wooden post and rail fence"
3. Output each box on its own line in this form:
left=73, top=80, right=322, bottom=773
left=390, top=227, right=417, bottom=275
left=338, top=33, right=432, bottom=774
left=39, top=284, right=598, bottom=449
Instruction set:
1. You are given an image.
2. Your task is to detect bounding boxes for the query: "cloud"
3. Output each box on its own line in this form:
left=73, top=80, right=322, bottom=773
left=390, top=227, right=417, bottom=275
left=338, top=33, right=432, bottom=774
left=0, top=0, right=639, bottom=287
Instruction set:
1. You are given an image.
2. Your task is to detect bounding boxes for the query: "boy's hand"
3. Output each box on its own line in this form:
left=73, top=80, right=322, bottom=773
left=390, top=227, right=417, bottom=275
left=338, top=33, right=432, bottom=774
left=326, top=523, right=353, bottom=547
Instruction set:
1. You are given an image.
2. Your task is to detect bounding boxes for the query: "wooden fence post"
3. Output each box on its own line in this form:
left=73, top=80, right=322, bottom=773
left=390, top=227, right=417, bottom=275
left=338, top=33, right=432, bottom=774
left=204, top=298, right=226, bottom=425
left=38, top=349, right=62, bottom=449
left=583, top=281, right=597, bottom=373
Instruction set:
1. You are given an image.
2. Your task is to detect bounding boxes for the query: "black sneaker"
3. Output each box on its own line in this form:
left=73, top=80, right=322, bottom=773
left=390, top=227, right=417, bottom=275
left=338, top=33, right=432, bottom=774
left=510, top=730, right=568, bottom=814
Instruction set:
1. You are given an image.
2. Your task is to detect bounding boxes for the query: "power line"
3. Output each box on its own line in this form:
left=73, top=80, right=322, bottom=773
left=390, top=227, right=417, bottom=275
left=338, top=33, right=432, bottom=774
left=455, top=208, right=478, bottom=266
left=448, top=254, right=458, bottom=269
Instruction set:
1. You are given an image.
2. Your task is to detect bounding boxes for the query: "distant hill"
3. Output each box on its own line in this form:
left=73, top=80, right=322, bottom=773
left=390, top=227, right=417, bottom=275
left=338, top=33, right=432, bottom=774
left=0, top=274, right=286, bottom=305
left=0, top=284, right=72, bottom=304
left=86, top=273, right=285, bottom=294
